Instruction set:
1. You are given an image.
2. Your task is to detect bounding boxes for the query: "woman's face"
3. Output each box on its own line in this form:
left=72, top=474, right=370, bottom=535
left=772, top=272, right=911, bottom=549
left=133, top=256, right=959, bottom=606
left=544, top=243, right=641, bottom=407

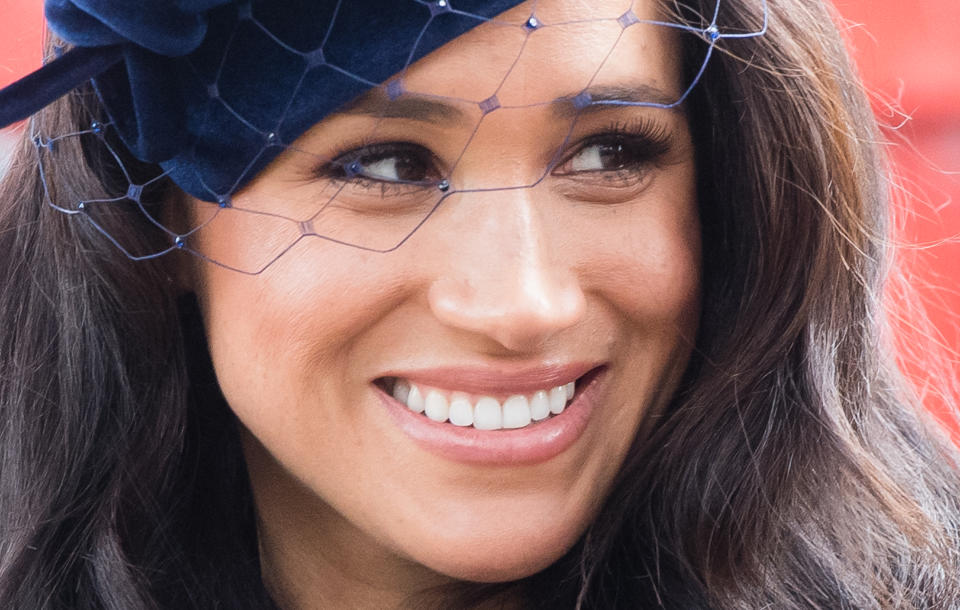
left=189, top=0, right=700, bottom=593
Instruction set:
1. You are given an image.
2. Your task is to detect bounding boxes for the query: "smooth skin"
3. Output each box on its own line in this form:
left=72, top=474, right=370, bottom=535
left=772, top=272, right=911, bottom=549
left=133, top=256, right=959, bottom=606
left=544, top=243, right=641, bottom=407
left=185, top=0, right=702, bottom=606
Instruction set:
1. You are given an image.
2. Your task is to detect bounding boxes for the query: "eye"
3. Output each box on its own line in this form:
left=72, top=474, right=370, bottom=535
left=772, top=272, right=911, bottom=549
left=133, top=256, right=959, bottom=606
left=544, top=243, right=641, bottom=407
left=329, top=142, right=441, bottom=186
left=568, top=140, right=644, bottom=172
left=552, top=121, right=673, bottom=183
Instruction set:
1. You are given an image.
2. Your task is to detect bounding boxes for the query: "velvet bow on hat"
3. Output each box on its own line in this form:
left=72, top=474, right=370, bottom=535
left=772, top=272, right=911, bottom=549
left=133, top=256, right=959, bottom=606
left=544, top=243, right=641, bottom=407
left=0, top=0, right=527, bottom=200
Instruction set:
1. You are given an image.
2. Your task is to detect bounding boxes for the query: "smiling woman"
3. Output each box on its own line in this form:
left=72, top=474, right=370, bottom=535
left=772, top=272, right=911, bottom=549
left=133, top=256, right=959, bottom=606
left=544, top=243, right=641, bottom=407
left=187, top=5, right=701, bottom=599
left=1, top=0, right=959, bottom=609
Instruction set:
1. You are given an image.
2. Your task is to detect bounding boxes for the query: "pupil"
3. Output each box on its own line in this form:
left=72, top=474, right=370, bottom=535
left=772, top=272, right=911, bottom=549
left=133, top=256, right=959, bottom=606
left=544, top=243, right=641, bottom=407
left=357, top=151, right=428, bottom=182
left=393, top=154, right=427, bottom=182
left=598, top=142, right=628, bottom=170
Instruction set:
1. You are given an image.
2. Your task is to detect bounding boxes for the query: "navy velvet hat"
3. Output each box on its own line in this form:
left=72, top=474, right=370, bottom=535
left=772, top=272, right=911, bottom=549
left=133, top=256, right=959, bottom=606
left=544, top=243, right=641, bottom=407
left=0, top=0, right=527, bottom=200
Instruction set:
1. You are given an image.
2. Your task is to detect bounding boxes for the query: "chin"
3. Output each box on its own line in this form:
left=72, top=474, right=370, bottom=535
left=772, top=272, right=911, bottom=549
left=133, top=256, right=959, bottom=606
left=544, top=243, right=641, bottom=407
left=429, top=550, right=562, bottom=584
left=407, top=518, right=586, bottom=584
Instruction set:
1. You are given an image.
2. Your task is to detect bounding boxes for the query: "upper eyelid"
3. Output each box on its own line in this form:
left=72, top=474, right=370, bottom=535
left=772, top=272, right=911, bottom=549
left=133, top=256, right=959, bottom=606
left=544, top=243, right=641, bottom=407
left=320, top=142, right=442, bottom=190
left=332, top=141, right=430, bottom=165
left=552, top=131, right=673, bottom=172
left=321, top=122, right=673, bottom=178
left=319, top=142, right=437, bottom=181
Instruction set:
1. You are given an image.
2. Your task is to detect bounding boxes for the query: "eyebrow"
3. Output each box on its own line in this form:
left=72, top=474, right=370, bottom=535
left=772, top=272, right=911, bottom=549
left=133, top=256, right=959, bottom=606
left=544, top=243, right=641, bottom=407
left=333, top=82, right=682, bottom=124
left=334, top=90, right=466, bottom=124
left=550, top=84, right=685, bottom=118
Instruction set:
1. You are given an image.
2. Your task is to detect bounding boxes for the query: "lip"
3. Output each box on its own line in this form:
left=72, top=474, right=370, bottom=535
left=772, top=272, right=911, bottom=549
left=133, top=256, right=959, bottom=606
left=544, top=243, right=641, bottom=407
left=375, top=365, right=607, bottom=465
left=376, top=361, right=597, bottom=397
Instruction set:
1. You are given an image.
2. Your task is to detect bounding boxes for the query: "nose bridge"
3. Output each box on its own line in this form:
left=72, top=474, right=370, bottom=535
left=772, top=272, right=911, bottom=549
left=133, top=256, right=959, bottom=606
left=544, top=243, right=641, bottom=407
left=427, top=187, right=586, bottom=350
left=464, top=186, right=542, bottom=281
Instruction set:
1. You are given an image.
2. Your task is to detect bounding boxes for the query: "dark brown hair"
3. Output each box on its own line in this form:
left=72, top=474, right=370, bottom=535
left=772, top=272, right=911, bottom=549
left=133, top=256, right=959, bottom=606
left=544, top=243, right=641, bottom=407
left=2, top=0, right=959, bottom=607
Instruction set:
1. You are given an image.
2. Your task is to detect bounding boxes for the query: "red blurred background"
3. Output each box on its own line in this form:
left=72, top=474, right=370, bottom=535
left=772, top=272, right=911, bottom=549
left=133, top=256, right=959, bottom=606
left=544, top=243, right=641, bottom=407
left=833, top=0, right=960, bottom=439
left=1, top=1, right=958, bottom=436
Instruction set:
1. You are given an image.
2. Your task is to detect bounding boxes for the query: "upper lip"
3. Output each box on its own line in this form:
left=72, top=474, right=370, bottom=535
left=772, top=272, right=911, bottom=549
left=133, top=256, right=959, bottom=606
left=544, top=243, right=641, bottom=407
left=375, top=361, right=601, bottom=395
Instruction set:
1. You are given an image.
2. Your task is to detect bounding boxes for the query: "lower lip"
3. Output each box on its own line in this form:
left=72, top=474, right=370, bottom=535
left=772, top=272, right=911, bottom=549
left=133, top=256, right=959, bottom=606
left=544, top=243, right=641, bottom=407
left=376, top=368, right=606, bottom=465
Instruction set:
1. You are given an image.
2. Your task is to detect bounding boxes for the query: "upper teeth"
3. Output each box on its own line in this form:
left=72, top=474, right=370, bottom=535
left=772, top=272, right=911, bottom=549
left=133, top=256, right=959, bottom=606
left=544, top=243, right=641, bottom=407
left=391, top=379, right=576, bottom=430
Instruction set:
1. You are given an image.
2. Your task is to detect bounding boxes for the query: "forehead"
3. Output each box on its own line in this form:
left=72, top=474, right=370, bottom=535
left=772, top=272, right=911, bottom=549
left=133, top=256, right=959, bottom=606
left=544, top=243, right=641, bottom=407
left=398, top=0, right=684, bottom=105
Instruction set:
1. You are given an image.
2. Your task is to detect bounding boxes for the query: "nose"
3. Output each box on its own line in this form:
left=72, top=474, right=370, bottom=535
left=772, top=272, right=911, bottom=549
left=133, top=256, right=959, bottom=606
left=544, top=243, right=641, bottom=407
left=427, top=190, right=586, bottom=352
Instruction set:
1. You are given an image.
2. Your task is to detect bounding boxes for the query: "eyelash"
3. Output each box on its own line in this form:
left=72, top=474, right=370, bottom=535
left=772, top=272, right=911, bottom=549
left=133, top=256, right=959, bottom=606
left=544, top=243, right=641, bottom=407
left=319, top=141, right=441, bottom=195
left=553, top=118, right=672, bottom=178
left=316, top=118, right=673, bottom=192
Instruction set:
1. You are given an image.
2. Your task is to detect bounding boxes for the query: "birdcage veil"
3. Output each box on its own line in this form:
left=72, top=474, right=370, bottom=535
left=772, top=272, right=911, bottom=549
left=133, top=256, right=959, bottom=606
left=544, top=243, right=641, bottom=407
left=9, top=0, right=768, bottom=274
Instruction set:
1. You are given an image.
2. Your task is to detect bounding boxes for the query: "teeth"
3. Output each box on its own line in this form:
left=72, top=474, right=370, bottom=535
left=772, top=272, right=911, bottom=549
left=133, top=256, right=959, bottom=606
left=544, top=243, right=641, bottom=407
left=393, top=379, right=410, bottom=404
left=391, top=378, right=578, bottom=430
left=474, top=397, right=503, bottom=430
left=502, top=395, right=532, bottom=429
left=548, top=386, right=567, bottom=415
left=530, top=390, right=551, bottom=421
left=424, top=390, right=449, bottom=423
left=448, top=392, right=474, bottom=427
left=406, top=384, right=425, bottom=413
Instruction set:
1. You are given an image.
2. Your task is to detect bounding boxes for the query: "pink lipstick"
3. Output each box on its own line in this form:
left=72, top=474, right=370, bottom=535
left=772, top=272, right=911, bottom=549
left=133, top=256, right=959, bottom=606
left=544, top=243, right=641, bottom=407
left=375, top=365, right=606, bottom=465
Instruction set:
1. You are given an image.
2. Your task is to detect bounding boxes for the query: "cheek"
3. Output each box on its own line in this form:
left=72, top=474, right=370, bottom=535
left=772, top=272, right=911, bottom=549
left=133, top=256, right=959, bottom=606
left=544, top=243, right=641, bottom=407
left=195, top=241, right=417, bottom=426
left=579, top=185, right=702, bottom=332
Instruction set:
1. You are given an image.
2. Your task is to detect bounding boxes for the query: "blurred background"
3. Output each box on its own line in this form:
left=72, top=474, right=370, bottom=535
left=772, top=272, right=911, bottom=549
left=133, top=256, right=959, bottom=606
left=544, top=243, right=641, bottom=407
left=1, top=1, right=958, bottom=436
left=832, top=0, right=960, bottom=438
